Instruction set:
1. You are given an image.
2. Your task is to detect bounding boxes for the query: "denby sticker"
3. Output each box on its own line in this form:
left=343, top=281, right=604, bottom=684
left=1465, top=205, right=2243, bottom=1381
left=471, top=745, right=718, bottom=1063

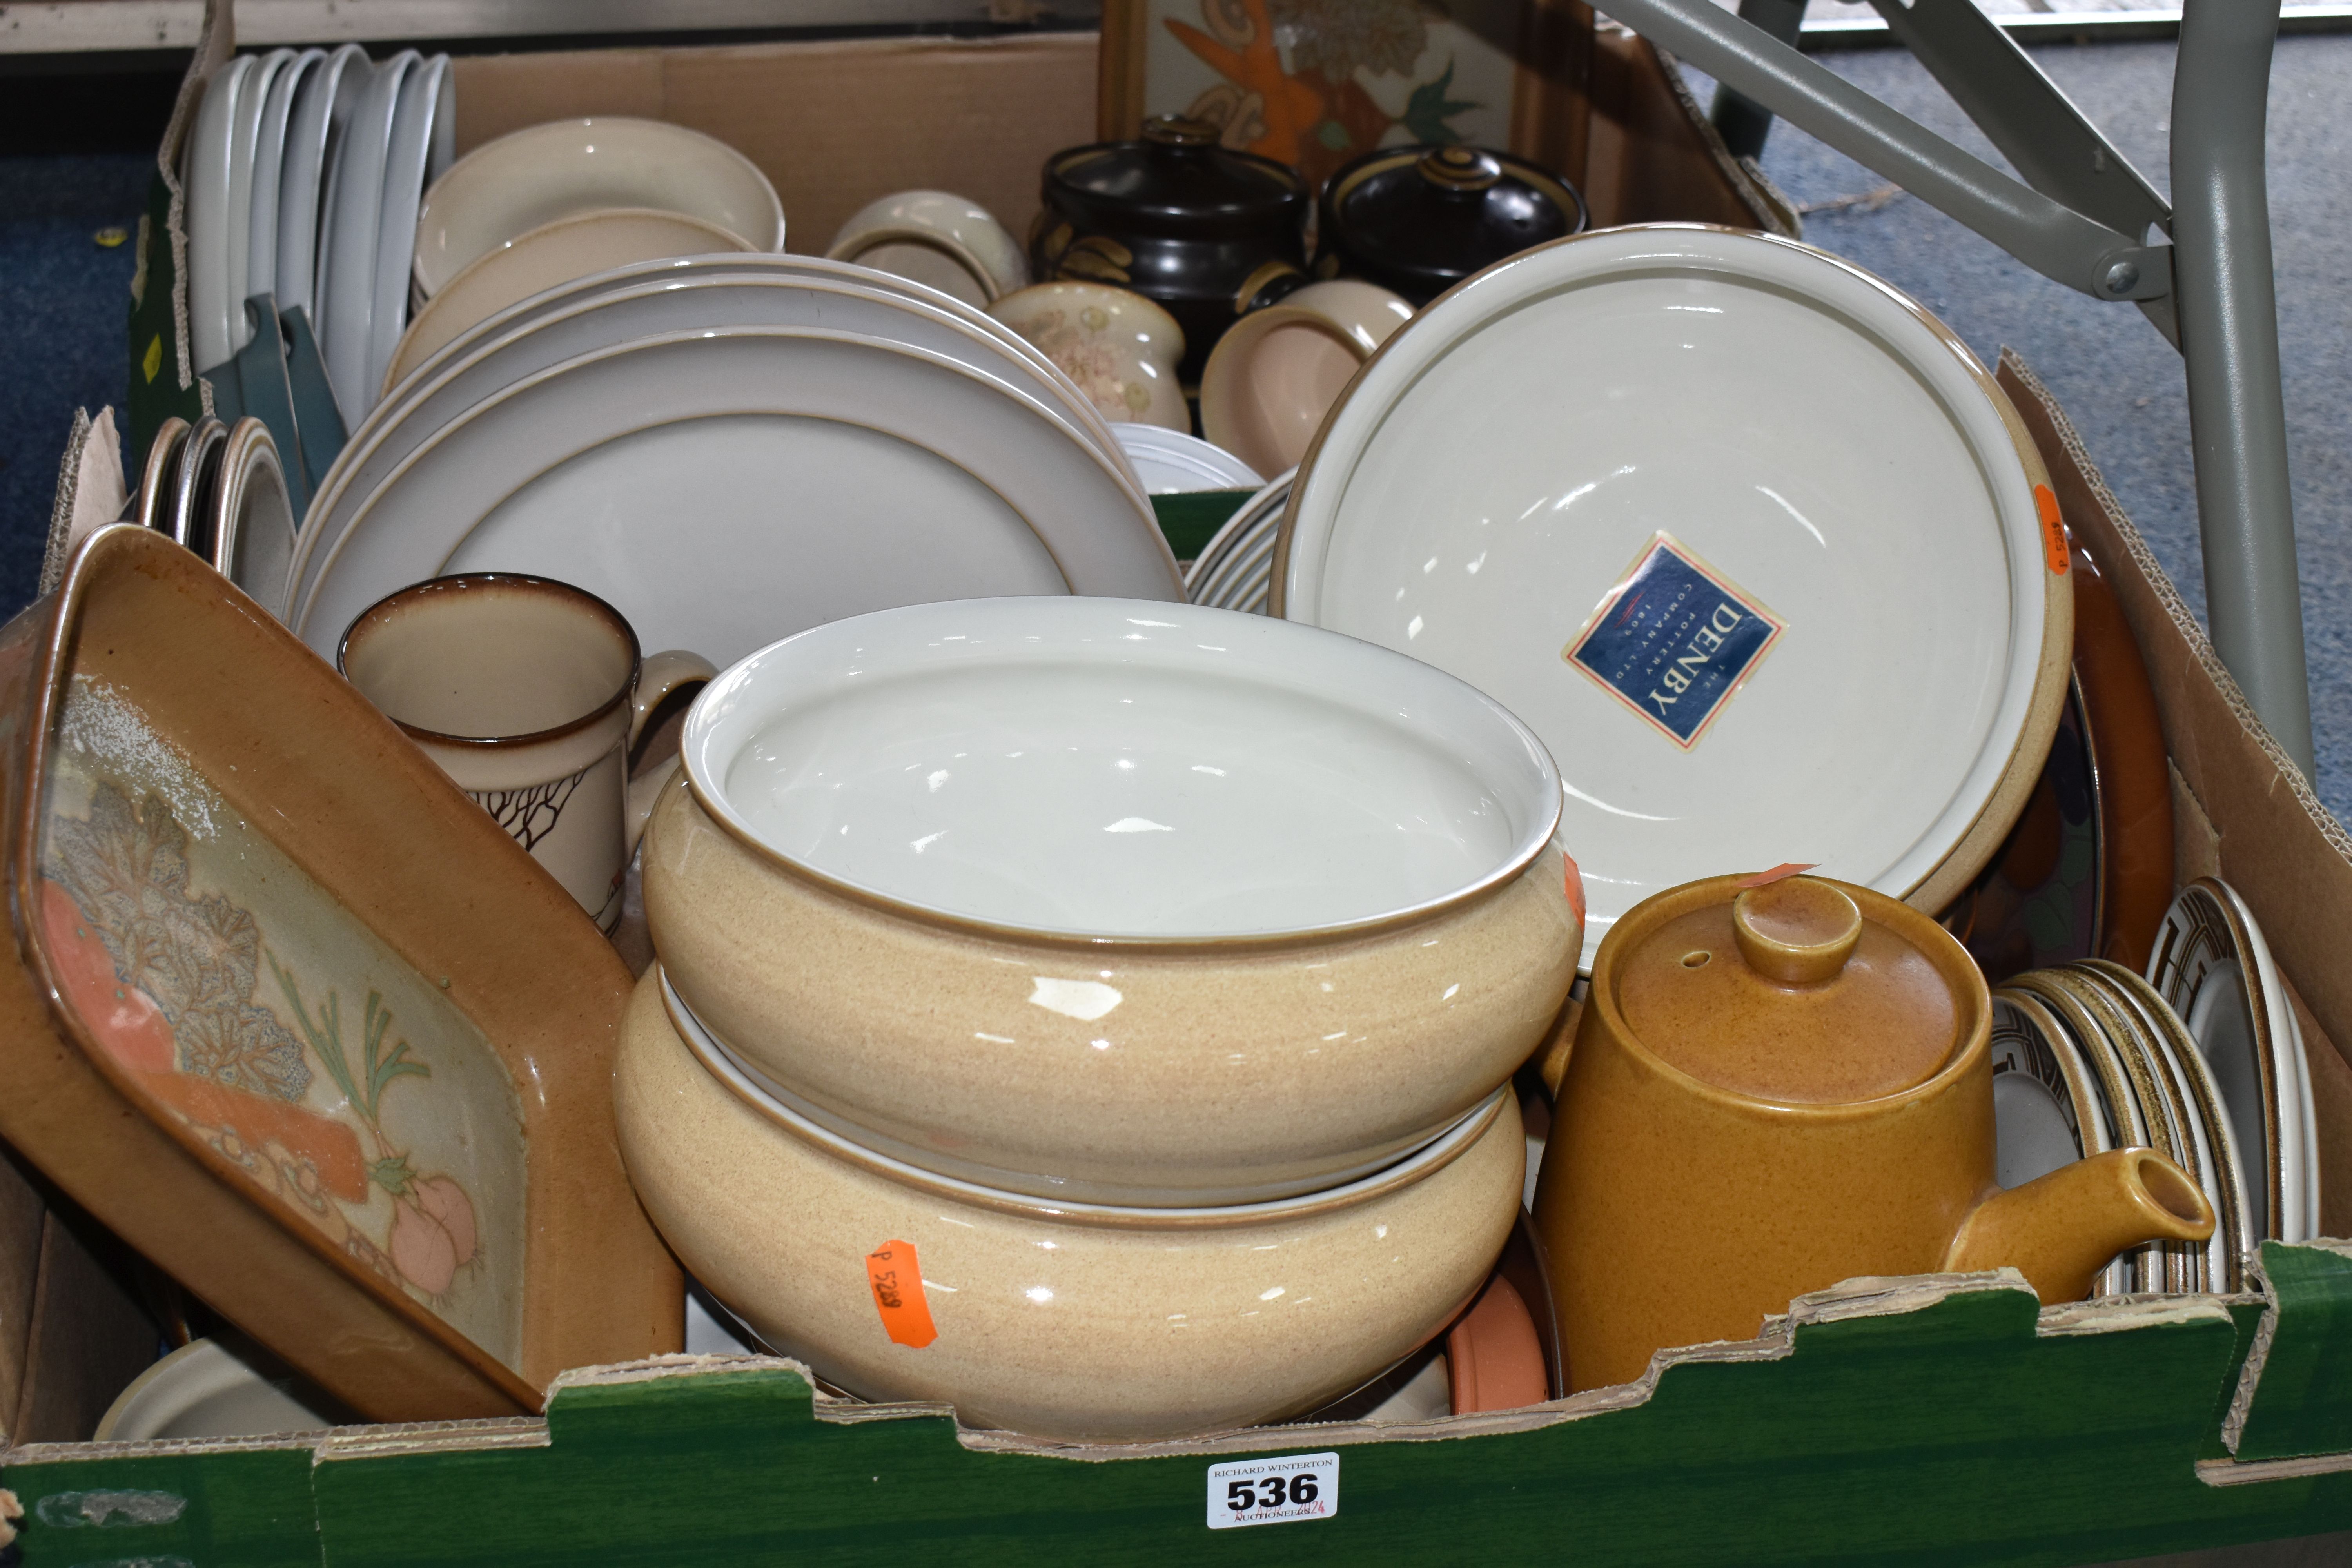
left=1206, top=1452, right=1338, bottom=1530
left=866, top=1239, right=937, bottom=1348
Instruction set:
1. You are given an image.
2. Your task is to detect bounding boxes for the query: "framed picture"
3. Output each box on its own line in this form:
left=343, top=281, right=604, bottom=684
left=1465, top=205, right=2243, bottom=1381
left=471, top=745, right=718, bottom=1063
left=1099, top=0, right=1594, bottom=193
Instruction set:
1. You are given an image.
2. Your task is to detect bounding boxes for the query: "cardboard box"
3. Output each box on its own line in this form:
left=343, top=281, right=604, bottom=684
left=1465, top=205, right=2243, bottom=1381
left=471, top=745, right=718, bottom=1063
left=23, top=4, right=2352, bottom=1562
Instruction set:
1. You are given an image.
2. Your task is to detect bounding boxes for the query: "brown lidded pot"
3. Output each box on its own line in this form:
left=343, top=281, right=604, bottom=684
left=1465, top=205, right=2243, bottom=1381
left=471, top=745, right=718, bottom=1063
left=1033, top=115, right=1310, bottom=382
left=1531, top=872, right=2215, bottom=1394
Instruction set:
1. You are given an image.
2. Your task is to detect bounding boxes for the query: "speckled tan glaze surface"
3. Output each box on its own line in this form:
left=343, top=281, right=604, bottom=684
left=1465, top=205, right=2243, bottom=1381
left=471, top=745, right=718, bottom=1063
left=613, top=971, right=1524, bottom=1441
left=1534, top=873, right=2205, bottom=1394
left=644, top=779, right=1578, bottom=1205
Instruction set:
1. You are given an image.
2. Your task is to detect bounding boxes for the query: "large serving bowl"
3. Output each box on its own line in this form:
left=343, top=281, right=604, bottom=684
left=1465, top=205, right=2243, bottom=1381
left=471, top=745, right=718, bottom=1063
left=644, top=596, right=1577, bottom=1207
left=615, top=970, right=1526, bottom=1441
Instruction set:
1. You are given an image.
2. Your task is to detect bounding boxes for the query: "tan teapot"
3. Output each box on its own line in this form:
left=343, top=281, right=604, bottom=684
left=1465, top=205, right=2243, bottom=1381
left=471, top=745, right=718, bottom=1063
left=1531, top=873, right=2214, bottom=1393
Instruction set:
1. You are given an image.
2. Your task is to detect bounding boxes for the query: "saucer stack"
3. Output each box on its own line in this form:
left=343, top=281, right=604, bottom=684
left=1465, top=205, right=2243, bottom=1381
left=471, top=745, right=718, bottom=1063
left=615, top=595, right=1583, bottom=1442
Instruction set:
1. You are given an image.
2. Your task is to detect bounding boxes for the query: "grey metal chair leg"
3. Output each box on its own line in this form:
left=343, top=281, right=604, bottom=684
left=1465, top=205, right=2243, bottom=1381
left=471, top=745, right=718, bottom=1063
left=2172, top=0, right=2315, bottom=777
left=1710, top=0, right=1808, bottom=161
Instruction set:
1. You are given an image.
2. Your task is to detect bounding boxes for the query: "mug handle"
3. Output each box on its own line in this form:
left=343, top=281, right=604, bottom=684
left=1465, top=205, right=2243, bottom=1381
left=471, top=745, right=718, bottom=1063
left=624, top=648, right=717, bottom=849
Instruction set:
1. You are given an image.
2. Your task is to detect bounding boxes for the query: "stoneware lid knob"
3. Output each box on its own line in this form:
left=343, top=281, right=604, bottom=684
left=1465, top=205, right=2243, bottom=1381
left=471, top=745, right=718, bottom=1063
left=1730, top=877, right=1862, bottom=985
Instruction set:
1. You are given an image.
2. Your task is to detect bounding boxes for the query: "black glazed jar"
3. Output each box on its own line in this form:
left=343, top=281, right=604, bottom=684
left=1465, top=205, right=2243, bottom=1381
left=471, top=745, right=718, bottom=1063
left=1320, top=143, right=1588, bottom=306
left=1033, top=116, right=1310, bottom=382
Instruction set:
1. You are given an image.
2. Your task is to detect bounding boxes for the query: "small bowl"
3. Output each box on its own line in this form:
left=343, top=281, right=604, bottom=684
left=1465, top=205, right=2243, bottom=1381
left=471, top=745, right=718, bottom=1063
left=615, top=969, right=1526, bottom=1443
left=987, top=281, right=1189, bottom=430
left=644, top=596, right=1578, bottom=1206
left=412, top=116, right=784, bottom=298
left=1200, top=279, right=1413, bottom=477
left=96, top=1332, right=352, bottom=1442
left=827, top=189, right=1028, bottom=307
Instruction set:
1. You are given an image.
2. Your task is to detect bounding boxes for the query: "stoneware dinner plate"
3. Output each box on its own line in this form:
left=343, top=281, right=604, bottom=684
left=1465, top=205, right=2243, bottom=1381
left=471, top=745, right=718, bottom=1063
left=135, top=416, right=192, bottom=534
left=309, top=272, right=1142, bottom=619
left=2004, top=968, right=2158, bottom=1294
left=1992, top=985, right=2132, bottom=1297
left=275, top=44, right=370, bottom=323
left=2083, top=957, right=2254, bottom=1292
left=317, top=52, right=414, bottom=420
left=225, top=51, right=297, bottom=356
left=1987, top=991, right=2100, bottom=1191
left=245, top=49, right=321, bottom=307
left=411, top=116, right=785, bottom=298
left=1949, top=679, right=2102, bottom=982
left=362, top=53, right=448, bottom=412
left=2043, top=966, right=2206, bottom=1293
left=1277, top=225, right=2071, bottom=971
left=2070, top=535, right=2174, bottom=969
left=0, top=525, right=679, bottom=1423
left=294, top=327, right=1180, bottom=669
left=1112, top=423, right=1264, bottom=494
left=186, top=54, right=254, bottom=373
left=382, top=207, right=761, bottom=392
left=372, top=252, right=1130, bottom=477
left=1185, top=468, right=1295, bottom=615
left=211, top=417, right=298, bottom=621
left=2147, top=878, right=2319, bottom=1245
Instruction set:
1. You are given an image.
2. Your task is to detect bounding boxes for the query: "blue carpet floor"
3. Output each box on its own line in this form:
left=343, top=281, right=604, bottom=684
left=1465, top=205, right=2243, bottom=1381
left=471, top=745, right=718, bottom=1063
left=0, top=38, right=2346, bottom=824
left=0, top=152, right=150, bottom=601
left=1716, top=34, right=2352, bottom=824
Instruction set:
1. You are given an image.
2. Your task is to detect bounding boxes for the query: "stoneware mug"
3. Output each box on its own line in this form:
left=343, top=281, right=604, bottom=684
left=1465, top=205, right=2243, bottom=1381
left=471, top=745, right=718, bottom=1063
left=1532, top=872, right=2215, bottom=1393
left=340, top=574, right=715, bottom=931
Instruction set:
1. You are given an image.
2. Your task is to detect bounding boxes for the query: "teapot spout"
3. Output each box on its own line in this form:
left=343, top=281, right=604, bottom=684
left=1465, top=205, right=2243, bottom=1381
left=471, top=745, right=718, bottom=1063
left=1942, top=1148, right=2215, bottom=1304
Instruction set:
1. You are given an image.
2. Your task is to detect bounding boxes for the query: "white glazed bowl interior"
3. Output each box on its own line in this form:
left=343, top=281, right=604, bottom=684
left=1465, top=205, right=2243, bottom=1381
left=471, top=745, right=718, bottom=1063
left=682, top=596, right=1561, bottom=940
left=1280, top=225, right=2047, bottom=966
left=411, top=116, right=785, bottom=296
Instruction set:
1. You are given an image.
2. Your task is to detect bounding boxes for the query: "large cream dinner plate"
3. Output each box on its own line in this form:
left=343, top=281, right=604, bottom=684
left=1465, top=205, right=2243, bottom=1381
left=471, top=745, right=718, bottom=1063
left=300, top=275, right=1137, bottom=619
left=1277, top=225, right=2069, bottom=970
left=293, top=327, right=1181, bottom=668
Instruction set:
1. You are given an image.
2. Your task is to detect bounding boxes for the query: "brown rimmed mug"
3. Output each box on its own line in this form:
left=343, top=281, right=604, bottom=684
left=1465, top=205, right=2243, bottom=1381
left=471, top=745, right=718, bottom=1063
left=340, top=574, right=714, bottom=931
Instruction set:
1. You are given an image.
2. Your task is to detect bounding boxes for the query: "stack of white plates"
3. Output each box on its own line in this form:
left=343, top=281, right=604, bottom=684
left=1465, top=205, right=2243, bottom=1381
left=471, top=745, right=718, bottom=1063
left=1185, top=468, right=1294, bottom=615
left=185, top=47, right=453, bottom=425
left=290, top=254, right=1179, bottom=668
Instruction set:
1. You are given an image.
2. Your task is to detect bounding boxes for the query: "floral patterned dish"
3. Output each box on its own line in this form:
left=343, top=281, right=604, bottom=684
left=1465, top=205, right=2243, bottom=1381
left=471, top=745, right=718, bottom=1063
left=0, top=524, right=679, bottom=1422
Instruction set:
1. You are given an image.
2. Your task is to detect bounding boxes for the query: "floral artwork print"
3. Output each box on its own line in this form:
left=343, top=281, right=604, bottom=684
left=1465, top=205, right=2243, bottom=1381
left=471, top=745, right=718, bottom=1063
left=1162, top=0, right=1490, bottom=187
left=270, top=959, right=481, bottom=1296
left=47, top=784, right=312, bottom=1100
left=45, top=780, right=483, bottom=1303
left=39, top=679, right=525, bottom=1367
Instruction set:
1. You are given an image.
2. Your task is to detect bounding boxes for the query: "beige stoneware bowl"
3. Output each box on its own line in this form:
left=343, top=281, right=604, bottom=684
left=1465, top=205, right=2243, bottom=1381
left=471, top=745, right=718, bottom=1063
left=644, top=596, right=1578, bottom=1206
left=615, top=969, right=1526, bottom=1442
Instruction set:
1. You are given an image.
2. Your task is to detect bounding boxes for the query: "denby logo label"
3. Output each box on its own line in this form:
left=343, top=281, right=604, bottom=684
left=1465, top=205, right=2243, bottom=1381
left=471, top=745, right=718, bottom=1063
left=1563, top=532, right=1784, bottom=749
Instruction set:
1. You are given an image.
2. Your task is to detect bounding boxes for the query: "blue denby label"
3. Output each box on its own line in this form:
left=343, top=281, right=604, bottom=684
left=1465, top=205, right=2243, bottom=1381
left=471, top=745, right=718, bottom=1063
left=1563, top=532, right=1784, bottom=749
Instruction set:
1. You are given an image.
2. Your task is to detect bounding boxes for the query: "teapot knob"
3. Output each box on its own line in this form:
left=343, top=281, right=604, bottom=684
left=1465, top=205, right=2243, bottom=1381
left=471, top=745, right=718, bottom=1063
left=1731, top=877, right=1862, bottom=985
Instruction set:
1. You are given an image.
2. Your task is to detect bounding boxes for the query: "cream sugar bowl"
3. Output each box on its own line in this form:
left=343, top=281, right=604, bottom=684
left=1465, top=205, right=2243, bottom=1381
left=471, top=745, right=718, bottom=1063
left=826, top=189, right=1029, bottom=307
left=643, top=596, right=1578, bottom=1207
left=1200, top=279, right=1414, bottom=479
left=615, top=969, right=1527, bottom=1441
left=987, top=281, right=1189, bottom=431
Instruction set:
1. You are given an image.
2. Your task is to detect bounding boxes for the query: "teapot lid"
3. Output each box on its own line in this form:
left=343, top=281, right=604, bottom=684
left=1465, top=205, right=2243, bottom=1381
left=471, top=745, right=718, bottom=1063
left=1044, top=117, right=1309, bottom=241
left=1323, top=143, right=1587, bottom=303
left=1615, top=875, right=1963, bottom=1104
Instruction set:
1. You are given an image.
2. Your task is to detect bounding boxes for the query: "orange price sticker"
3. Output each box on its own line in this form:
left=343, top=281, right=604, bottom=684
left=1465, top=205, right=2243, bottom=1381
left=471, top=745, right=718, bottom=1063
left=866, top=1239, right=938, bottom=1349
left=1737, top=862, right=1818, bottom=889
left=1561, top=847, right=1587, bottom=928
left=2034, top=484, right=2070, bottom=575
